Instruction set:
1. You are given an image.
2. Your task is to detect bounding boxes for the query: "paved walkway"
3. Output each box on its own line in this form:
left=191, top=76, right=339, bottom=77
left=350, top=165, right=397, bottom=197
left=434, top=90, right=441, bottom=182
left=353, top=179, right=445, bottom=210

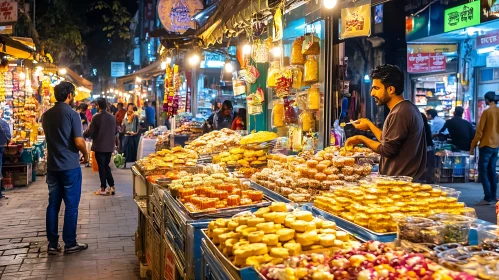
left=0, top=168, right=140, bottom=280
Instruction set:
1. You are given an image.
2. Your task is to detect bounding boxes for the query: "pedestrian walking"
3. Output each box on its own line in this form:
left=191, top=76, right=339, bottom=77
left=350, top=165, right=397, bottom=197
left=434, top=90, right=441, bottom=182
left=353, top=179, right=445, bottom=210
left=42, top=82, right=89, bottom=255
left=83, top=97, right=118, bottom=196
left=471, top=91, right=499, bottom=206
left=144, top=101, right=156, bottom=128
left=122, top=103, right=140, bottom=167
left=115, top=102, right=126, bottom=153
left=0, top=111, right=11, bottom=199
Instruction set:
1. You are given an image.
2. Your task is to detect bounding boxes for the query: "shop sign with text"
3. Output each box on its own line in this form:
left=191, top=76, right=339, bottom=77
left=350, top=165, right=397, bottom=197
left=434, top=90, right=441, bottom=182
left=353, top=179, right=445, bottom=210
left=0, top=1, right=17, bottom=26
left=158, top=0, right=203, bottom=34
left=477, top=31, right=499, bottom=48
left=407, top=53, right=447, bottom=73
left=444, top=1, right=480, bottom=32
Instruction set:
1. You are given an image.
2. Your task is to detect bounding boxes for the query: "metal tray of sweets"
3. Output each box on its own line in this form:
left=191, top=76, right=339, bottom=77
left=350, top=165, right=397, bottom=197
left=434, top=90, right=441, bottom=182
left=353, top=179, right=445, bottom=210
left=310, top=206, right=396, bottom=242
left=248, top=180, right=292, bottom=203
left=177, top=197, right=272, bottom=219
left=241, top=139, right=277, bottom=151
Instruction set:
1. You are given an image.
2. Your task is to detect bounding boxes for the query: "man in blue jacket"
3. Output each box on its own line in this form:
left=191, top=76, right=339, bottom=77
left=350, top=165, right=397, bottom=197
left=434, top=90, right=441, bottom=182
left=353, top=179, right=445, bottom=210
left=0, top=111, right=11, bottom=199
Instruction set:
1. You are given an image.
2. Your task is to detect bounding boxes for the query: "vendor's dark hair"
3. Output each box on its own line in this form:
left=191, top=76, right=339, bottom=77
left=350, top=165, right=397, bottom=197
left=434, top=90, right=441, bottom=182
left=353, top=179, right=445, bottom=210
left=79, top=103, right=88, bottom=111
left=370, top=64, right=404, bottom=95
left=96, top=97, right=107, bottom=111
left=54, top=82, right=75, bottom=102
left=485, top=91, right=498, bottom=104
left=426, top=109, right=438, bottom=118
left=127, top=103, right=135, bottom=109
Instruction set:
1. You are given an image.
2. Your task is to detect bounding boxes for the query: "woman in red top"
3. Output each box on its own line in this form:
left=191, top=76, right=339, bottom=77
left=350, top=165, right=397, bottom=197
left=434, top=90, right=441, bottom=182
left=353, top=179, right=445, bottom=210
left=232, top=108, right=247, bottom=130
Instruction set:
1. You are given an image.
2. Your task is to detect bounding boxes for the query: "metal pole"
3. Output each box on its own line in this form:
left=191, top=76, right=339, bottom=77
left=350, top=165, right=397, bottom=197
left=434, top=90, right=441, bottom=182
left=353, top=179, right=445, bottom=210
left=323, top=12, right=335, bottom=148
left=33, top=0, right=36, bottom=28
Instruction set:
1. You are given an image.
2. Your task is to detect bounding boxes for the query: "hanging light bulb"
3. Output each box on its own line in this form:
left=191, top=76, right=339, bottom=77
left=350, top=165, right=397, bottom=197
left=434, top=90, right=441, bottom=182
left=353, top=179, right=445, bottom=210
left=136, top=77, right=142, bottom=83
left=242, top=44, right=252, bottom=55
left=166, top=57, right=172, bottom=64
left=323, top=0, right=337, bottom=9
left=161, top=61, right=167, bottom=70
left=19, top=72, right=26, bottom=80
left=58, top=68, right=67, bottom=75
left=189, top=53, right=201, bottom=66
left=271, top=46, right=282, bottom=57
left=224, top=59, right=233, bottom=73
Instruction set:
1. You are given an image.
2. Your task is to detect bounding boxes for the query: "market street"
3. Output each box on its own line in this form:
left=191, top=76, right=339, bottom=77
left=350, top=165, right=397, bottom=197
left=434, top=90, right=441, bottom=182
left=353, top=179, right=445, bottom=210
left=0, top=168, right=140, bottom=280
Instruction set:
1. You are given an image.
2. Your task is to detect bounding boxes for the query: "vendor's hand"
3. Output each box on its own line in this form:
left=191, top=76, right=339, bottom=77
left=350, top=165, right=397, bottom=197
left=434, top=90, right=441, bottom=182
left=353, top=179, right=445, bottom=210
left=470, top=149, right=474, bottom=156
left=345, top=135, right=365, bottom=147
left=351, top=118, right=373, bottom=131
left=82, top=154, right=89, bottom=164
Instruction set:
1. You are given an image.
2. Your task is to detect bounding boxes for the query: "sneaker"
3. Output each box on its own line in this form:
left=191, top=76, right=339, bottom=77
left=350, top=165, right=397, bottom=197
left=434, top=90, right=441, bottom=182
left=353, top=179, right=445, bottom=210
left=94, top=189, right=108, bottom=195
left=48, top=244, right=62, bottom=255
left=64, top=243, right=88, bottom=254
left=476, top=200, right=492, bottom=206
left=109, top=186, right=116, bottom=195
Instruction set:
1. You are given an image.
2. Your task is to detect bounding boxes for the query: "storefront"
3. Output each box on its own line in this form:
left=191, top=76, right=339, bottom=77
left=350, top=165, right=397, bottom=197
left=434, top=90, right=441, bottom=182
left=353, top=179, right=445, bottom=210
left=406, top=0, right=499, bottom=123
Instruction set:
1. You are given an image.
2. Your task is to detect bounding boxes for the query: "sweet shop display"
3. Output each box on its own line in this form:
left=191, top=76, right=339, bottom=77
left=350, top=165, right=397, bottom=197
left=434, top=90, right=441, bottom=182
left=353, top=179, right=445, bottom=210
left=174, top=175, right=267, bottom=213
left=240, top=131, right=279, bottom=146
left=206, top=202, right=360, bottom=267
left=253, top=150, right=372, bottom=202
left=314, top=178, right=468, bottom=233
left=259, top=241, right=475, bottom=280
left=135, top=147, right=198, bottom=175
left=213, top=146, right=270, bottom=168
left=185, top=128, right=242, bottom=155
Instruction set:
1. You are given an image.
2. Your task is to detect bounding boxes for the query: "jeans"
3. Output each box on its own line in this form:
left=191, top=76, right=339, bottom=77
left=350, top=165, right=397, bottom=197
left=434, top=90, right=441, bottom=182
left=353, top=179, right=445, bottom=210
left=95, top=152, right=114, bottom=189
left=46, top=167, right=82, bottom=248
left=0, top=151, right=3, bottom=198
left=478, top=146, right=499, bottom=202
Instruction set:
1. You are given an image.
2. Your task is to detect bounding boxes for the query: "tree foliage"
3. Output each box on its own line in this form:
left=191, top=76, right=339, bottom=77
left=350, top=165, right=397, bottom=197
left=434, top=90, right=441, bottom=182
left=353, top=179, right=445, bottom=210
left=35, top=0, right=88, bottom=64
left=91, top=0, right=133, bottom=40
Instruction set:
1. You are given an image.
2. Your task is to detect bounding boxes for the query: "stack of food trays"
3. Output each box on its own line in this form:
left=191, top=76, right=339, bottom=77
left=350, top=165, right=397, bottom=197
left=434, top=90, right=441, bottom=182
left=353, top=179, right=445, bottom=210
left=186, top=128, right=242, bottom=158
left=313, top=176, right=475, bottom=235
left=135, top=147, right=198, bottom=176
left=167, top=172, right=270, bottom=218
left=253, top=150, right=372, bottom=203
left=203, top=202, right=361, bottom=273
left=258, top=240, right=475, bottom=279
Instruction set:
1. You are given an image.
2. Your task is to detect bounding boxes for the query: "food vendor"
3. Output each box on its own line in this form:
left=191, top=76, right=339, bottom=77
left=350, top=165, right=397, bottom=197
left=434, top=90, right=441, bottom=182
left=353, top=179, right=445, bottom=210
left=345, top=64, right=427, bottom=180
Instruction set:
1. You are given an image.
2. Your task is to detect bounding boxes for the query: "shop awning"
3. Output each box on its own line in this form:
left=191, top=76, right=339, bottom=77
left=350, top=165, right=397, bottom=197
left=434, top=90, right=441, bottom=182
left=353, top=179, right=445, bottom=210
left=0, top=35, right=36, bottom=60
left=65, top=68, right=93, bottom=92
left=116, top=60, right=164, bottom=86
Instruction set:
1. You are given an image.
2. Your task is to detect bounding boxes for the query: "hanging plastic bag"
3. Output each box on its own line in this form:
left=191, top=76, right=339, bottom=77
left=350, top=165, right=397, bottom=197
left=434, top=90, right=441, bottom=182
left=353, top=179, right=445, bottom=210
left=252, top=40, right=269, bottom=63
left=304, top=56, right=319, bottom=83
left=275, top=69, right=293, bottom=98
left=291, top=36, right=306, bottom=65
left=271, top=100, right=284, bottom=128
left=302, top=25, right=321, bottom=55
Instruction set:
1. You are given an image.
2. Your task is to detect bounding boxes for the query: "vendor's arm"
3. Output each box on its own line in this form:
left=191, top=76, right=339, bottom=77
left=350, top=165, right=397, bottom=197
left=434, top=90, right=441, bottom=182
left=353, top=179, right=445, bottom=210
left=470, top=112, right=486, bottom=155
left=345, top=135, right=381, bottom=152
left=352, top=118, right=382, bottom=141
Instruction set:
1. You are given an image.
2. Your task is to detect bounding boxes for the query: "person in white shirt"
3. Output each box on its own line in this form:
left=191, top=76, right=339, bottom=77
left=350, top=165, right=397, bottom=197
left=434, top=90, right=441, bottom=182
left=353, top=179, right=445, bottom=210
left=426, top=109, right=447, bottom=136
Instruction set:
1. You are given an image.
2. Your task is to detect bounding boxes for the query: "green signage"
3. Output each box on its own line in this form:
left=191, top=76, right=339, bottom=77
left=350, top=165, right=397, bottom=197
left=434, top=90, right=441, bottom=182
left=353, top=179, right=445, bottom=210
left=444, top=1, right=480, bottom=33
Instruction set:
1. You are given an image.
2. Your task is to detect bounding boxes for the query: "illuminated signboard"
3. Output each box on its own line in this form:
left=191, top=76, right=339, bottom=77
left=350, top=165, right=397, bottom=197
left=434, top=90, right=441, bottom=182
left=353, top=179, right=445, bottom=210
left=444, top=1, right=480, bottom=32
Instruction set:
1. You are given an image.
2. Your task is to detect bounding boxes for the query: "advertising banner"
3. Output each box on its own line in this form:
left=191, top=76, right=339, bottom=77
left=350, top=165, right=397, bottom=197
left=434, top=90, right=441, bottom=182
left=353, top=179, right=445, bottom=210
left=444, top=1, right=480, bottom=32
left=340, top=0, right=371, bottom=39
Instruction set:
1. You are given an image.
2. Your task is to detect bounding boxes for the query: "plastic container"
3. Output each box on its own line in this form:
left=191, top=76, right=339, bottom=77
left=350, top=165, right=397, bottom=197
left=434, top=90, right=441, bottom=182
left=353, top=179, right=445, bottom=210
left=476, top=225, right=499, bottom=247
left=428, top=214, right=472, bottom=245
left=438, top=248, right=499, bottom=279
left=395, top=216, right=445, bottom=245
